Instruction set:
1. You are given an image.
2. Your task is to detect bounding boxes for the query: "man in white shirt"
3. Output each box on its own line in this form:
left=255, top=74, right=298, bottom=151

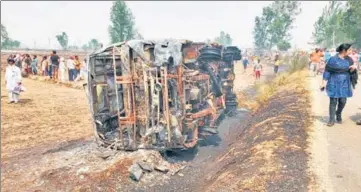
left=5, top=58, right=22, bottom=103
left=67, top=56, right=75, bottom=81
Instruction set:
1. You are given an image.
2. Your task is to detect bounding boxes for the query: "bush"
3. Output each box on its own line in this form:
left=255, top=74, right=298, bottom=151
left=288, top=52, right=308, bottom=73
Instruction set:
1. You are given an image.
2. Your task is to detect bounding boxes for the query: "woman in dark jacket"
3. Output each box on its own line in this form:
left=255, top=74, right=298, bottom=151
left=321, top=43, right=356, bottom=126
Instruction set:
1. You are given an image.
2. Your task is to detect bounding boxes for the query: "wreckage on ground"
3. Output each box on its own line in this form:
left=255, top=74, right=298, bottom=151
left=85, top=39, right=241, bottom=151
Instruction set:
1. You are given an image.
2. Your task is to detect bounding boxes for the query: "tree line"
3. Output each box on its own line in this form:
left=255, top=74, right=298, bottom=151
left=1, top=24, right=21, bottom=49
left=253, top=1, right=301, bottom=52
left=312, top=0, right=361, bottom=49
left=252, top=0, right=360, bottom=52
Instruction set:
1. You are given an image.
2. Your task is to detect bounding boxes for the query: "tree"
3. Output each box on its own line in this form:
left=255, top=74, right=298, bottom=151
left=1, top=24, right=21, bottom=49
left=82, top=38, right=102, bottom=51
left=214, top=31, right=233, bottom=46
left=277, top=40, right=291, bottom=51
left=253, top=16, right=268, bottom=51
left=253, top=1, right=301, bottom=51
left=312, top=1, right=345, bottom=48
left=342, top=0, right=361, bottom=48
left=1, top=24, right=9, bottom=42
left=89, top=39, right=100, bottom=49
left=56, top=32, right=69, bottom=50
left=312, top=0, right=361, bottom=49
left=68, top=45, right=79, bottom=50
left=109, top=0, right=139, bottom=43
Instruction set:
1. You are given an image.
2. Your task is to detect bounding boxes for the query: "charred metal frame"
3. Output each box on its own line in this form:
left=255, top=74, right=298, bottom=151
left=85, top=40, right=241, bottom=150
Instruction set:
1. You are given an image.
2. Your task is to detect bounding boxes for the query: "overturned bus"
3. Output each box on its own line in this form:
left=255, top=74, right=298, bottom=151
left=85, top=39, right=241, bottom=150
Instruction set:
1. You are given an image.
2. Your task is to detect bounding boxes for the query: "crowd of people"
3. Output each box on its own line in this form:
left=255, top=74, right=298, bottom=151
left=241, top=52, right=281, bottom=81
left=309, top=47, right=360, bottom=76
left=5, top=50, right=88, bottom=104
left=6, top=50, right=87, bottom=82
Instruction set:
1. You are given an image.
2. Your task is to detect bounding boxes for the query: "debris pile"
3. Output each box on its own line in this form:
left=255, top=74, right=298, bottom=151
left=127, top=150, right=187, bottom=182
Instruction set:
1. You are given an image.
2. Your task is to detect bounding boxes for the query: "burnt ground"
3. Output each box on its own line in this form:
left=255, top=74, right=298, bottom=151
left=200, top=73, right=312, bottom=192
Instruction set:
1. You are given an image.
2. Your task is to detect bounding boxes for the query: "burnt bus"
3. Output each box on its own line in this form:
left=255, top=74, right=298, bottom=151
left=85, top=39, right=241, bottom=150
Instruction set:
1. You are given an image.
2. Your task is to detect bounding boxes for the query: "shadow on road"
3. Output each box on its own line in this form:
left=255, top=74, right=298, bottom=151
left=313, top=115, right=329, bottom=124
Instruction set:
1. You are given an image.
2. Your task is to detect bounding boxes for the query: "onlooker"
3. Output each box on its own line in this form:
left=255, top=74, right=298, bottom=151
left=349, top=51, right=359, bottom=70
left=24, top=54, right=32, bottom=74
left=41, top=56, right=49, bottom=76
left=74, top=55, right=81, bottom=79
left=67, top=56, right=76, bottom=81
left=5, top=58, right=22, bottom=103
left=274, top=53, right=280, bottom=74
left=254, top=58, right=262, bottom=80
left=310, top=49, right=321, bottom=76
left=59, top=57, right=66, bottom=82
left=31, top=55, right=38, bottom=75
left=50, top=50, right=60, bottom=80
left=48, top=53, right=53, bottom=78
left=242, top=57, right=249, bottom=73
left=14, top=54, right=22, bottom=69
left=320, top=43, right=356, bottom=127
left=324, top=48, right=331, bottom=63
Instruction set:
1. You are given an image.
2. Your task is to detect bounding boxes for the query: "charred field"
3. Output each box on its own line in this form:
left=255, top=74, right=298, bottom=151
left=200, top=70, right=313, bottom=192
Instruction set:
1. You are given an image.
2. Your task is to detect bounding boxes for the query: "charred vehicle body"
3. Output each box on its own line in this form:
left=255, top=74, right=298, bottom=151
left=86, top=39, right=241, bottom=150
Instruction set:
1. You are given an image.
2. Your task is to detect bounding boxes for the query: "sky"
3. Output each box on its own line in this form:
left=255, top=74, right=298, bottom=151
left=1, top=1, right=329, bottom=50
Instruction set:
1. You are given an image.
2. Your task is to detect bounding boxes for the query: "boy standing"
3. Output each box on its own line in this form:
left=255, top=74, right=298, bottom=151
left=5, top=58, right=22, bottom=103
left=254, top=59, right=263, bottom=80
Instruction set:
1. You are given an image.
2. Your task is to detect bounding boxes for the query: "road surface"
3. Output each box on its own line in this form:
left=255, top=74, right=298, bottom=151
left=308, top=75, right=361, bottom=192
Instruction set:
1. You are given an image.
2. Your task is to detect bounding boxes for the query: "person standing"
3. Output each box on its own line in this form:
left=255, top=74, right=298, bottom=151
left=40, top=56, right=48, bottom=76
left=59, top=57, right=66, bottom=82
left=14, top=54, right=22, bottom=69
left=310, top=49, right=321, bottom=76
left=67, top=56, right=75, bottom=81
left=242, top=57, right=249, bottom=73
left=324, top=48, right=331, bottom=64
left=274, top=53, right=281, bottom=74
left=349, top=51, right=359, bottom=70
left=30, top=55, right=38, bottom=75
left=24, top=54, right=32, bottom=75
left=320, top=43, right=356, bottom=127
left=5, top=58, right=22, bottom=103
left=74, top=55, right=81, bottom=79
left=50, top=50, right=60, bottom=80
left=254, top=58, right=262, bottom=80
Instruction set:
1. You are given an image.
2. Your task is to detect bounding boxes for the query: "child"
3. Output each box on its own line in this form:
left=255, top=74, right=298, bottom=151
left=242, top=57, right=249, bottom=73
left=254, top=59, right=263, bottom=80
left=5, top=58, right=24, bottom=103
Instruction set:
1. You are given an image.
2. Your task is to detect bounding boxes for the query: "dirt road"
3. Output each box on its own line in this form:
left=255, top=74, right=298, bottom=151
left=308, top=75, right=361, bottom=192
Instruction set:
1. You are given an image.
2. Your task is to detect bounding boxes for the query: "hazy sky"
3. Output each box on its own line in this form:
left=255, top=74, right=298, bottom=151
left=1, top=1, right=328, bottom=49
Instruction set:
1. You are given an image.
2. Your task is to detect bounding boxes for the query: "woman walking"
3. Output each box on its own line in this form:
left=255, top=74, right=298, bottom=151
left=321, top=43, right=356, bottom=127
